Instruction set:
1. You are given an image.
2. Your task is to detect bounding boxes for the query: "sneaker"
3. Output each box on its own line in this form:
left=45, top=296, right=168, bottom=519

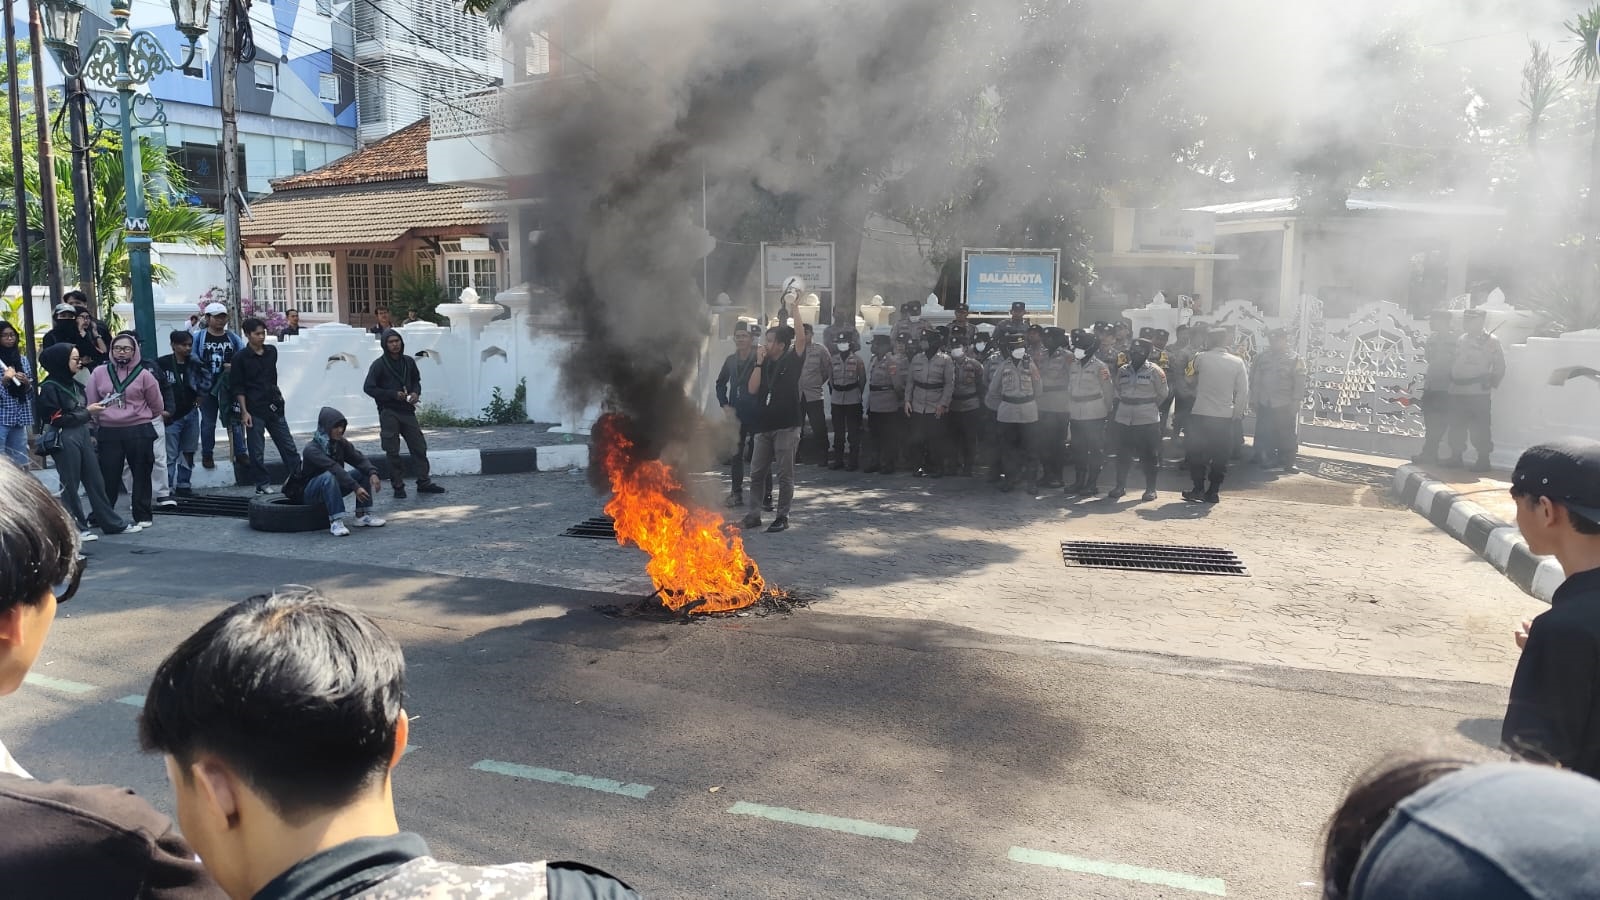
left=255, top=485, right=276, bottom=495
left=79, top=530, right=98, bottom=543
left=1181, top=490, right=1205, bottom=503
left=352, top=514, right=387, bottom=528
left=765, top=516, right=789, bottom=533
left=417, top=482, right=446, bottom=494
left=762, top=498, right=775, bottom=512
left=135, top=520, right=153, bottom=528
left=724, top=493, right=744, bottom=509
left=1281, top=465, right=1300, bottom=474
left=392, top=484, right=408, bottom=499
left=739, top=514, right=762, bottom=529
left=109, top=524, right=144, bottom=535
left=1203, top=491, right=1221, bottom=504
left=175, top=486, right=194, bottom=497
left=330, top=519, right=351, bottom=537
left=1107, top=487, right=1127, bottom=499
left=1141, top=489, right=1159, bottom=501
left=156, top=495, right=178, bottom=508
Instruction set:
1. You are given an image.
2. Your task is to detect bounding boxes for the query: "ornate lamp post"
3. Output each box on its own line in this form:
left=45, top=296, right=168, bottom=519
left=39, top=0, right=211, bottom=354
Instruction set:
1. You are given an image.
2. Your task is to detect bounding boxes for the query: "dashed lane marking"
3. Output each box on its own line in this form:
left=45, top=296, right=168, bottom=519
left=1007, top=846, right=1227, bottom=896
left=116, top=695, right=145, bottom=707
left=727, top=801, right=918, bottom=844
left=23, top=673, right=97, bottom=695
left=471, top=760, right=655, bottom=799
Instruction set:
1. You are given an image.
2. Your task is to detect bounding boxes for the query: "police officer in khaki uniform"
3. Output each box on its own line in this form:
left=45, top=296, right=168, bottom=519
left=1414, top=309, right=1457, bottom=464
left=862, top=329, right=905, bottom=474
left=905, top=328, right=956, bottom=478
left=1065, top=328, right=1114, bottom=496
left=1034, top=327, right=1073, bottom=488
left=977, top=324, right=1005, bottom=482
left=946, top=331, right=986, bottom=476
left=984, top=332, right=1042, bottom=493
left=1249, top=326, right=1307, bottom=472
left=1110, top=338, right=1170, bottom=501
left=993, top=301, right=1030, bottom=343
left=892, top=300, right=923, bottom=347
left=827, top=328, right=867, bottom=470
left=1448, top=307, right=1505, bottom=472
left=1167, top=324, right=1198, bottom=446
left=795, top=324, right=831, bottom=465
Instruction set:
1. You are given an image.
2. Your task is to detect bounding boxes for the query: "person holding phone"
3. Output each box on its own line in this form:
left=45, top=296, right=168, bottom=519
left=35, top=344, right=140, bottom=538
left=87, top=334, right=165, bottom=528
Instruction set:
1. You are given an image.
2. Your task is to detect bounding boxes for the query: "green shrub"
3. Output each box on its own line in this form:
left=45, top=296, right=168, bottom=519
left=415, top=379, right=529, bottom=427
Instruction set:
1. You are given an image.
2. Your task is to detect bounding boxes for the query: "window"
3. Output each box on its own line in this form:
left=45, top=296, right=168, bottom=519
left=319, top=73, right=339, bottom=104
left=316, top=0, right=331, bottom=15
left=254, top=62, right=277, bottom=93
left=446, top=256, right=499, bottom=301
left=525, top=32, right=550, bottom=78
left=251, top=263, right=288, bottom=310
left=294, top=261, right=334, bottom=314
left=374, top=263, right=395, bottom=307
left=292, top=147, right=306, bottom=173
left=346, top=263, right=371, bottom=316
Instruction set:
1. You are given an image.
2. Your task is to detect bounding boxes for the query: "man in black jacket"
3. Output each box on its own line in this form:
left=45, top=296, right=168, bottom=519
left=158, top=330, right=204, bottom=497
left=1502, top=438, right=1600, bottom=778
left=232, top=318, right=300, bottom=494
left=139, top=588, right=638, bottom=900
left=363, top=329, right=444, bottom=498
left=292, top=407, right=385, bottom=537
left=740, top=325, right=802, bottom=533
left=0, top=462, right=223, bottom=898
left=714, top=325, right=760, bottom=507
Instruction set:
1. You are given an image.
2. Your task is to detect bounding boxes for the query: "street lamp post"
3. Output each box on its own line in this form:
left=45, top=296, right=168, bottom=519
left=39, top=0, right=211, bottom=355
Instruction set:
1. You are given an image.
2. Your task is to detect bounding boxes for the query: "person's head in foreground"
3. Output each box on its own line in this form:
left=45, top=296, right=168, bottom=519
left=1510, top=438, right=1600, bottom=570
left=0, top=463, right=81, bottom=698
left=1322, top=756, right=1600, bottom=900
left=139, top=588, right=638, bottom=899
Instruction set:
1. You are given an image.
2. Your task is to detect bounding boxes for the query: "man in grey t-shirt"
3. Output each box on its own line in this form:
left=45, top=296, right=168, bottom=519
left=1183, top=328, right=1249, bottom=504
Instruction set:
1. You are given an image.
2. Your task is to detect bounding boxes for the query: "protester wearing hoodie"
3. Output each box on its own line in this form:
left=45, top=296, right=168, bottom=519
left=41, top=304, right=104, bottom=379
left=88, top=333, right=165, bottom=528
left=289, top=407, right=385, bottom=537
left=109, top=330, right=179, bottom=510
left=362, top=328, right=444, bottom=498
left=232, top=317, right=300, bottom=494
left=35, top=343, right=139, bottom=538
left=157, top=330, right=204, bottom=496
left=0, top=323, right=33, bottom=468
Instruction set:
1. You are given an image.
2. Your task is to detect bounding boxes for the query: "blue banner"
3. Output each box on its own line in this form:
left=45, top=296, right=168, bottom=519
left=963, top=252, right=1057, bottom=313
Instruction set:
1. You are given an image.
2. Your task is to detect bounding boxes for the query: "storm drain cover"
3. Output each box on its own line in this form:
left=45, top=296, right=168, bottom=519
left=563, top=516, right=617, bottom=540
left=155, top=494, right=252, bottom=519
left=1061, top=541, right=1248, bottom=576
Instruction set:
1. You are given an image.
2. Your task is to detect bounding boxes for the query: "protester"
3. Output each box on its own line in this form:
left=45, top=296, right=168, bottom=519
left=37, top=344, right=141, bottom=538
left=741, top=325, right=801, bottom=533
left=715, top=325, right=760, bottom=506
left=369, top=306, right=393, bottom=336
left=1321, top=756, right=1600, bottom=900
left=233, top=317, right=301, bottom=495
left=1501, top=438, right=1600, bottom=777
left=287, top=407, right=386, bottom=537
left=363, top=329, right=445, bottom=498
left=88, top=333, right=165, bottom=529
left=192, top=302, right=244, bottom=470
left=138, top=588, right=638, bottom=899
left=0, top=323, right=33, bottom=468
left=158, top=330, right=204, bottom=497
left=0, top=463, right=223, bottom=897
left=42, top=303, right=104, bottom=376
left=278, top=309, right=301, bottom=339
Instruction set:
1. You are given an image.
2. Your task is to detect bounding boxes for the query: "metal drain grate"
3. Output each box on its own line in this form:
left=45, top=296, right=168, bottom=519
left=155, top=495, right=253, bottom=519
left=1061, top=541, right=1248, bottom=576
left=562, top=516, right=617, bottom=539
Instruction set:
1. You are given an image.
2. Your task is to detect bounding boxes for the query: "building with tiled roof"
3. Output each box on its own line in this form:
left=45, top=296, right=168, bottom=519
left=242, top=118, right=507, bottom=330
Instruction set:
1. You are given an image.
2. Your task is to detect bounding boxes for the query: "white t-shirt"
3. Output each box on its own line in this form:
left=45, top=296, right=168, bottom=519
left=0, top=737, right=31, bottom=779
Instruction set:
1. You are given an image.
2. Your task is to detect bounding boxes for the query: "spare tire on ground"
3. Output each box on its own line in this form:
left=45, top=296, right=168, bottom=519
left=248, top=495, right=329, bottom=534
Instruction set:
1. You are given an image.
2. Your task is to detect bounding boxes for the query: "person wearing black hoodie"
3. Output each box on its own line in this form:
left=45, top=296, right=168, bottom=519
left=41, top=304, right=104, bottom=377
left=35, top=343, right=139, bottom=538
left=289, top=407, right=385, bottom=537
left=362, top=329, right=444, bottom=498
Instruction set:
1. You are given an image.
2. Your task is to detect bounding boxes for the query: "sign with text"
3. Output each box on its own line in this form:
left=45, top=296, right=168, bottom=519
left=1133, top=210, right=1216, bottom=254
left=962, top=249, right=1060, bottom=313
left=762, top=242, right=835, bottom=292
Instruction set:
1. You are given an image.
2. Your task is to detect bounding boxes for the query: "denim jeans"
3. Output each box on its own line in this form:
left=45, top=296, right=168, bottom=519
left=306, top=469, right=371, bottom=522
left=246, top=409, right=300, bottom=489
left=166, top=408, right=199, bottom=489
left=1, top=424, right=28, bottom=468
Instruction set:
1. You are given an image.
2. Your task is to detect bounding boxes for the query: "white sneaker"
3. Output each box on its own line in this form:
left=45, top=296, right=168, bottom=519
left=79, top=530, right=98, bottom=543
left=114, top=524, right=144, bottom=535
left=330, top=519, right=351, bottom=537
left=135, top=520, right=154, bottom=528
left=156, top=496, right=178, bottom=508
left=352, top=514, right=386, bottom=528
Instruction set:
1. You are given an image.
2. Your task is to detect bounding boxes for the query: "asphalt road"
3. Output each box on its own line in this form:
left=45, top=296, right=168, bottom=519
left=7, top=542, right=1512, bottom=899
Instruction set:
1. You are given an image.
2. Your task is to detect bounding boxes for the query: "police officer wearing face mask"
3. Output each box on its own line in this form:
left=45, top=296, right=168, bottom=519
left=862, top=330, right=905, bottom=474
left=1109, top=338, right=1170, bottom=501
left=946, top=333, right=986, bottom=476
left=905, top=329, right=956, bottom=478
left=1035, top=326, right=1073, bottom=489
left=892, top=300, right=923, bottom=347
left=975, top=324, right=1004, bottom=481
left=984, top=333, right=1042, bottom=493
left=827, top=329, right=867, bottom=470
left=1448, top=307, right=1505, bottom=472
left=1065, top=328, right=1114, bottom=496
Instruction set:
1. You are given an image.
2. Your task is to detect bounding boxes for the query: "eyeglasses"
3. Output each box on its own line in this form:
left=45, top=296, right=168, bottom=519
left=52, top=554, right=85, bottom=604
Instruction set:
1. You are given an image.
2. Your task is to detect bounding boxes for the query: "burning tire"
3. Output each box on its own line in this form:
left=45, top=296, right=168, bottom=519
left=247, top=495, right=330, bottom=534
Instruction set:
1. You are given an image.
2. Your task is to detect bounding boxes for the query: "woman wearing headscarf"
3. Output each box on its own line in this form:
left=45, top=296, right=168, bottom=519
left=87, top=333, right=164, bottom=528
left=0, top=323, right=32, bottom=467
left=35, top=343, right=140, bottom=539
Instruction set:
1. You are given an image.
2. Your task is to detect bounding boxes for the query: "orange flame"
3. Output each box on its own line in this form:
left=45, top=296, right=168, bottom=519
left=596, top=415, right=766, bottom=613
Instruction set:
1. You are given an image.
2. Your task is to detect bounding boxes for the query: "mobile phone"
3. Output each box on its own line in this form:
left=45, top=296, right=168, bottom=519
left=102, top=391, right=123, bottom=406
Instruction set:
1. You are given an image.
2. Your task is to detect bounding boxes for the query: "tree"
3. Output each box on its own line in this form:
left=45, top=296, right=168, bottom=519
left=1568, top=7, right=1600, bottom=227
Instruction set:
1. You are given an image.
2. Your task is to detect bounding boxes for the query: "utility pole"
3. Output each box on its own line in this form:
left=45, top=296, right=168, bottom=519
left=221, top=0, right=244, bottom=321
left=4, top=0, right=37, bottom=375
left=27, top=0, right=65, bottom=304
left=65, top=76, right=95, bottom=299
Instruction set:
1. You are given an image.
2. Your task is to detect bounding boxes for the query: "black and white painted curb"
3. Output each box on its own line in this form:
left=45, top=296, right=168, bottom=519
left=1391, top=464, right=1564, bottom=603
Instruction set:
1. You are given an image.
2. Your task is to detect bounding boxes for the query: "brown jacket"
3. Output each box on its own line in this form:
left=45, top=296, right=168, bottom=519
left=0, top=774, right=225, bottom=899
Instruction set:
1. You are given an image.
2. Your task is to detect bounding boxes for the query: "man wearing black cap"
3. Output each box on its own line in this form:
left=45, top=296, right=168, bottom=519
left=1447, top=307, right=1504, bottom=472
left=892, top=300, right=922, bottom=347
left=904, top=328, right=955, bottom=478
left=862, top=330, right=904, bottom=474
left=1109, top=339, right=1169, bottom=501
left=1250, top=326, right=1306, bottom=472
left=993, top=302, right=1029, bottom=343
left=1034, top=327, right=1073, bottom=487
left=1501, top=437, right=1600, bottom=777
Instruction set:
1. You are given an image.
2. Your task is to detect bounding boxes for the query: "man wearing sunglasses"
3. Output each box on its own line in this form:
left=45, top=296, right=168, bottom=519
left=0, top=463, right=222, bottom=896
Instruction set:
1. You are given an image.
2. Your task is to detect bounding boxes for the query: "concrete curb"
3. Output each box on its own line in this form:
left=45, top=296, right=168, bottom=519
left=34, top=442, right=592, bottom=494
left=1391, top=465, right=1564, bottom=603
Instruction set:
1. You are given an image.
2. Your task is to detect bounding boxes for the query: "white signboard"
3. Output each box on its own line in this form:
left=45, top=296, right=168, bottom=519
left=762, top=242, right=834, bottom=291
left=1133, top=210, right=1216, bottom=254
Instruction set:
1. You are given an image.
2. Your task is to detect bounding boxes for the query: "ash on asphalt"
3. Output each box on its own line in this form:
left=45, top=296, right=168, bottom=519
left=595, top=591, right=813, bottom=622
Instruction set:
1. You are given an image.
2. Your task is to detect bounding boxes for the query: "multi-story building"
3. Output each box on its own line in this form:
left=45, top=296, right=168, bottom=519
left=351, top=0, right=499, bottom=144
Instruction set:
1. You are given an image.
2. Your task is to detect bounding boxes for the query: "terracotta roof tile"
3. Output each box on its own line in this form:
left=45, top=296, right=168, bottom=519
left=270, top=118, right=433, bottom=191
left=241, top=179, right=506, bottom=249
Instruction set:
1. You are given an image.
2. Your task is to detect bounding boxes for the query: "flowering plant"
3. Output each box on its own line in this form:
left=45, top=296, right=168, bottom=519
left=195, top=287, right=289, bottom=335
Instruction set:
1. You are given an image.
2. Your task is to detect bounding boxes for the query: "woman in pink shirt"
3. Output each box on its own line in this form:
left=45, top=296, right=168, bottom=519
left=87, top=334, right=165, bottom=528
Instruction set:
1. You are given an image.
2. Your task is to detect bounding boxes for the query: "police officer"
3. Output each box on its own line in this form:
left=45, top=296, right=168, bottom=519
left=892, top=300, right=923, bottom=347
left=1250, top=326, right=1307, bottom=472
left=1110, top=338, right=1170, bottom=501
left=862, top=329, right=905, bottom=474
left=976, top=323, right=1005, bottom=482
left=993, top=301, right=1030, bottom=343
left=1448, top=307, right=1504, bottom=472
left=905, top=328, right=956, bottom=478
left=795, top=323, right=832, bottom=465
left=1150, top=327, right=1176, bottom=434
left=951, top=302, right=972, bottom=332
left=984, top=332, right=1042, bottom=494
left=1184, top=327, right=1250, bottom=503
left=946, top=332, right=986, bottom=476
left=828, top=328, right=867, bottom=470
left=1035, top=326, right=1073, bottom=488
left=822, top=305, right=855, bottom=350
left=1093, top=323, right=1119, bottom=366
left=1413, top=309, right=1457, bottom=464
left=1065, top=328, right=1113, bottom=496
left=1025, top=324, right=1046, bottom=367
left=1167, top=324, right=1198, bottom=444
